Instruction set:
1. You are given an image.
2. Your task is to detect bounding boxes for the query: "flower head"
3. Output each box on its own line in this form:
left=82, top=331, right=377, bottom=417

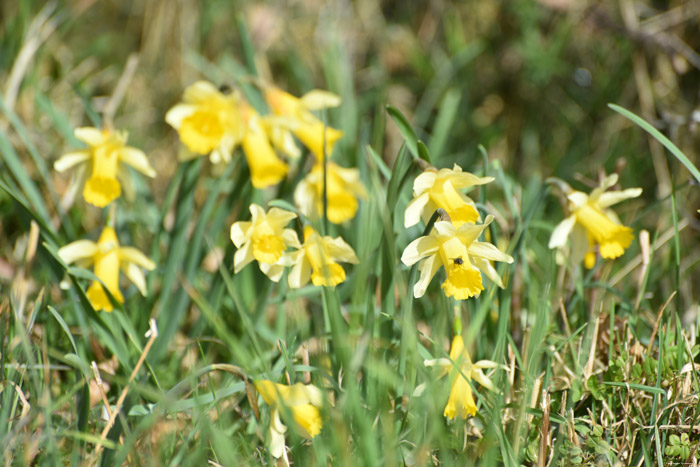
left=283, top=226, right=358, bottom=288
left=404, top=165, right=493, bottom=228
left=230, top=205, right=300, bottom=281
left=58, top=226, right=155, bottom=312
left=548, top=174, right=642, bottom=268
left=401, top=216, right=513, bottom=299
left=254, top=380, right=323, bottom=459
left=425, top=335, right=502, bottom=419
left=264, top=86, right=343, bottom=161
left=294, top=162, right=367, bottom=224
left=165, top=81, right=242, bottom=164
left=54, top=128, right=156, bottom=208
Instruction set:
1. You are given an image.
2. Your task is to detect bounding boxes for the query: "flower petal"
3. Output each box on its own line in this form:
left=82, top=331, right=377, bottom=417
left=288, top=253, right=311, bottom=289
left=123, top=262, right=147, bottom=296
left=300, top=90, right=342, bottom=109
left=325, top=237, right=359, bottom=264
left=548, top=215, right=576, bottom=249
left=282, top=229, right=301, bottom=249
left=404, top=193, right=430, bottom=228
left=412, top=171, right=437, bottom=196
left=119, top=147, right=156, bottom=178
left=596, top=188, right=642, bottom=208
left=74, top=127, right=105, bottom=146
left=230, top=221, right=252, bottom=247
left=58, top=240, right=98, bottom=265
left=260, top=262, right=284, bottom=282
left=468, top=242, right=513, bottom=263
left=164, top=104, right=196, bottom=129
left=234, top=242, right=255, bottom=273
left=401, top=235, right=440, bottom=266
left=413, top=253, right=442, bottom=298
left=118, top=247, right=155, bottom=270
left=54, top=151, right=90, bottom=172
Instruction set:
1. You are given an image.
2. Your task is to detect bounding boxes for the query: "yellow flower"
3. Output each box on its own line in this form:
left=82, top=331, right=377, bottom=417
left=424, top=335, right=502, bottom=419
left=294, top=162, right=367, bottom=224
left=54, top=127, right=156, bottom=208
left=58, top=226, right=155, bottom=312
left=264, top=86, right=343, bottom=161
left=548, top=174, right=641, bottom=268
left=254, top=380, right=323, bottom=459
left=230, top=204, right=300, bottom=281
left=404, top=165, right=493, bottom=228
left=401, top=216, right=513, bottom=299
left=239, top=103, right=289, bottom=188
left=165, top=81, right=242, bottom=164
left=283, top=226, right=358, bottom=288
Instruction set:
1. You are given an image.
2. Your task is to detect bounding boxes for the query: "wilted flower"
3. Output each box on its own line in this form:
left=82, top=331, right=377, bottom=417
left=58, top=226, right=155, bottom=312
left=264, top=86, right=343, bottom=161
left=165, top=81, right=241, bottom=164
left=283, top=226, right=358, bottom=288
left=294, top=162, right=367, bottom=224
left=401, top=216, right=513, bottom=299
left=404, top=165, right=493, bottom=228
left=54, top=127, right=156, bottom=208
left=230, top=204, right=300, bottom=281
left=425, top=335, right=502, bottom=419
left=548, top=173, right=642, bottom=268
left=254, top=380, right=323, bottom=459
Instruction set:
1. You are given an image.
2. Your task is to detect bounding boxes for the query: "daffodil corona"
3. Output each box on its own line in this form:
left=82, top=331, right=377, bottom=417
left=425, top=335, right=502, bottom=419
left=401, top=216, right=513, bottom=299
left=58, top=226, right=155, bottom=312
left=264, top=86, right=343, bottom=161
left=283, top=226, right=358, bottom=288
left=230, top=205, right=300, bottom=281
left=549, top=174, right=641, bottom=268
left=165, top=81, right=242, bottom=164
left=405, top=165, right=493, bottom=228
left=54, top=127, right=156, bottom=207
left=294, top=162, right=367, bottom=224
left=254, top=380, right=323, bottom=460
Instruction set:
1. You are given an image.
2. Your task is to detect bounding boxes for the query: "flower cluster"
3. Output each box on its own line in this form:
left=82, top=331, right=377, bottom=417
left=401, top=164, right=513, bottom=300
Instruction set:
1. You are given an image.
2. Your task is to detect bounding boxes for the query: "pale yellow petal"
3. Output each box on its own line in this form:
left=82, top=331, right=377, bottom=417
left=404, top=193, right=431, bottom=228
left=230, top=221, right=251, bottom=247
left=123, top=262, right=147, bottom=296
left=300, top=90, right=342, bottom=109
left=119, top=147, right=156, bottom=178
left=548, top=215, right=576, bottom=249
left=54, top=151, right=90, bottom=172
left=413, top=171, right=437, bottom=196
left=164, top=104, right=196, bottom=129
left=74, top=127, right=105, bottom=146
left=260, top=262, right=284, bottom=282
left=325, top=237, right=359, bottom=264
left=468, top=242, right=513, bottom=263
left=401, top=235, right=440, bottom=266
left=233, top=242, right=255, bottom=273
left=413, top=254, right=441, bottom=298
left=118, top=247, right=155, bottom=270
left=596, top=188, right=642, bottom=208
left=58, top=240, right=98, bottom=265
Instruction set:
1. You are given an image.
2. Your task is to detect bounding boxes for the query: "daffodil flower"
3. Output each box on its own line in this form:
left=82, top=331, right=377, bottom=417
left=264, top=86, right=343, bottom=161
left=404, top=165, right=493, bottom=228
left=54, top=128, right=156, bottom=208
left=230, top=204, right=300, bottom=281
left=294, top=162, right=367, bottom=224
left=283, top=226, right=358, bottom=288
left=58, top=226, right=155, bottom=312
left=239, top=103, right=289, bottom=188
left=425, top=335, right=502, bottom=419
left=401, top=216, right=513, bottom=299
left=165, top=81, right=242, bottom=164
left=254, top=380, right=323, bottom=460
left=548, top=174, right=641, bottom=268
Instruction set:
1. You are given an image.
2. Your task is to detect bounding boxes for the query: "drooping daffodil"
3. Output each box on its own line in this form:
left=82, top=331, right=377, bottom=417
left=283, top=226, right=358, bottom=288
left=294, top=162, right=367, bottom=224
left=401, top=215, right=513, bottom=299
left=264, top=86, right=343, bottom=161
left=404, top=165, right=493, bottom=228
left=230, top=204, right=300, bottom=281
left=254, top=380, right=323, bottom=460
left=54, top=127, right=156, bottom=208
left=548, top=173, right=641, bottom=268
left=165, top=80, right=242, bottom=164
left=58, top=226, right=155, bottom=312
left=239, top=103, right=289, bottom=188
left=425, top=335, right=502, bottom=419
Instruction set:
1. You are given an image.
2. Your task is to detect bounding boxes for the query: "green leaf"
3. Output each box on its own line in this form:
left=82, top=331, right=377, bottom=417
left=386, top=105, right=419, bottom=158
left=608, top=103, right=700, bottom=184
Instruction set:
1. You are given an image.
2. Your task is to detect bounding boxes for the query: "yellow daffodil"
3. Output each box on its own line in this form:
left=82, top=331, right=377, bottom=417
left=283, top=226, right=358, bottom=288
left=425, top=335, right=502, bottom=419
left=230, top=204, right=300, bottom=281
left=404, top=165, right=493, bottom=228
left=401, top=216, right=513, bottom=299
left=165, top=81, right=242, bottom=164
left=264, top=86, right=343, bottom=161
left=239, top=103, right=289, bottom=188
left=54, top=127, right=156, bottom=208
left=58, top=226, right=155, bottom=312
left=548, top=174, right=641, bottom=268
left=294, top=162, right=367, bottom=224
left=254, top=380, right=323, bottom=460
